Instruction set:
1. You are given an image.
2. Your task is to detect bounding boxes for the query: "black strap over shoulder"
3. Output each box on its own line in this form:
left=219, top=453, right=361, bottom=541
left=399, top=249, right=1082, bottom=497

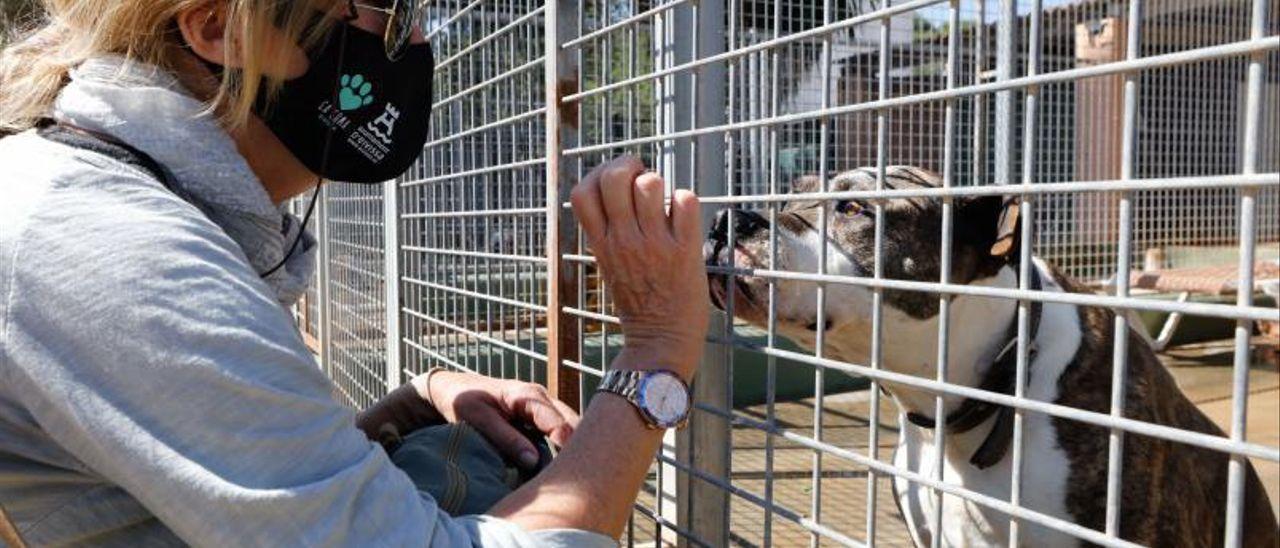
left=35, top=119, right=173, bottom=190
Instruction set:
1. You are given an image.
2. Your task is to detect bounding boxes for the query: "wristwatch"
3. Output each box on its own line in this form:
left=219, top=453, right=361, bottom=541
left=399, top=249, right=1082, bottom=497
left=597, top=369, right=691, bottom=430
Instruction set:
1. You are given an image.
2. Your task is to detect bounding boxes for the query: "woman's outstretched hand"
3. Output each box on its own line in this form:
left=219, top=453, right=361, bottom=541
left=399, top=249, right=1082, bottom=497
left=569, top=156, right=709, bottom=380
left=487, top=157, right=708, bottom=536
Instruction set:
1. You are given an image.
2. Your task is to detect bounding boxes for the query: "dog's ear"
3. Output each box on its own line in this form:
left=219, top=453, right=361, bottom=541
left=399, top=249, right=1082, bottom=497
left=990, top=195, right=1021, bottom=258
left=958, top=194, right=1020, bottom=261
left=789, top=175, right=821, bottom=194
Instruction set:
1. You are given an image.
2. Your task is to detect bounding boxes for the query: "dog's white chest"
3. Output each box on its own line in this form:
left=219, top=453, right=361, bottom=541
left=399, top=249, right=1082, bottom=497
left=891, top=263, right=1083, bottom=547
left=893, top=412, right=1075, bottom=547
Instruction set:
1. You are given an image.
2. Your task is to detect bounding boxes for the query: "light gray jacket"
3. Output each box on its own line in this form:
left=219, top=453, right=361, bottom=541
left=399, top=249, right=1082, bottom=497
left=0, top=57, right=612, bottom=547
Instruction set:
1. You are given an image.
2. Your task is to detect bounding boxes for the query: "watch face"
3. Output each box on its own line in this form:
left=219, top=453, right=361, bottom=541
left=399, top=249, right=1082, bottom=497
left=639, top=372, right=689, bottom=427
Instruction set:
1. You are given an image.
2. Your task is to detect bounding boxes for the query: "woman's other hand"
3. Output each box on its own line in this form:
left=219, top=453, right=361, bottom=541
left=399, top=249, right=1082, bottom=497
left=412, top=371, right=579, bottom=470
left=569, top=156, right=709, bottom=381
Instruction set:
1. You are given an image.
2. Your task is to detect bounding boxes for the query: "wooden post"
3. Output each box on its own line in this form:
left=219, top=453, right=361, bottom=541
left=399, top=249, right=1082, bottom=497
left=1074, top=17, right=1127, bottom=241
left=545, top=0, right=581, bottom=410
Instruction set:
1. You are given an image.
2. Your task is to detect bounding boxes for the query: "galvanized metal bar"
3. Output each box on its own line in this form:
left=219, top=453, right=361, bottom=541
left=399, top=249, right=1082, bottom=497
left=629, top=499, right=715, bottom=548
left=1010, top=0, right=1042, bottom=542
left=403, top=158, right=546, bottom=186
left=972, top=0, right=987, bottom=186
left=688, top=173, right=1280, bottom=203
left=562, top=37, right=1280, bottom=155
left=926, top=0, right=951, bottom=536
left=652, top=5, right=680, bottom=543
left=316, top=186, right=332, bottom=378
left=419, top=107, right=546, bottom=150
left=432, top=57, right=545, bottom=111
left=1104, top=0, right=1142, bottom=537
left=810, top=1, right=836, bottom=545
left=561, top=0, right=692, bottom=49
left=994, top=0, right=1016, bottom=190
left=401, top=207, right=546, bottom=219
left=425, top=0, right=481, bottom=40
left=558, top=358, right=609, bottom=377
left=402, top=307, right=549, bottom=362
left=383, top=179, right=401, bottom=393
left=654, top=451, right=868, bottom=547
left=436, top=5, right=547, bottom=70
left=1224, top=0, right=1270, bottom=544
left=403, top=276, right=547, bottom=312
left=697, top=264, right=1280, bottom=322
left=710, top=343, right=1280, bottom=463
left=765, top=0, right=782, bottom=542
left=665, top=0, right=731, bottom=543
left=565, top=0, right=947, bottom=103
left=401, top=245, right=548, bottom=263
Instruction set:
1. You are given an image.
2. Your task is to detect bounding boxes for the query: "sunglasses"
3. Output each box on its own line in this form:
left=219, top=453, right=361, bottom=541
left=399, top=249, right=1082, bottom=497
left=348, top=0, right=425, bottom=61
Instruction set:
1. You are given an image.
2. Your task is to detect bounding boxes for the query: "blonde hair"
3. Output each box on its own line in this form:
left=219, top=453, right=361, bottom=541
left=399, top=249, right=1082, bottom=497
left=0, top=0, right=340, bottom=134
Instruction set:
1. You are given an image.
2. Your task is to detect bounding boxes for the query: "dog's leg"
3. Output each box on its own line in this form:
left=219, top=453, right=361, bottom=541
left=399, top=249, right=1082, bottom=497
left=893, top=419, right=934, bottom=547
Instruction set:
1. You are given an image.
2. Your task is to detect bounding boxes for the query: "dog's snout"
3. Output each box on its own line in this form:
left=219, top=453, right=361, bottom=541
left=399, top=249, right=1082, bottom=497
left=709, top=209, right=769, bottom=243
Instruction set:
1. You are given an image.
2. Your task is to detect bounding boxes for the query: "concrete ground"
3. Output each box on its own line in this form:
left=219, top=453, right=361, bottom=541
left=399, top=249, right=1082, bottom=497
left=623, top=337, right=1280, bottom=547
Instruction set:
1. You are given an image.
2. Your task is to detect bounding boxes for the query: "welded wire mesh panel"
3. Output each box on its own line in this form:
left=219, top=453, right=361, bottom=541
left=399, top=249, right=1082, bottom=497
left=1029, top=0, right=1280, bottom=282
left=324, top=184, right=389, bottom=409
left=403, top=0, right=551, bottom=385
left=566, top=0, right=1280, bottom=545
left=298, top=0, right=1280, bottom=545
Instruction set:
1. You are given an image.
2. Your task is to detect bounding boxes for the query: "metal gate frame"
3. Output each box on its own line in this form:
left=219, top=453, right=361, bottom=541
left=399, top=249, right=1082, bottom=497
left=301, top=0, right=1280, bottom=545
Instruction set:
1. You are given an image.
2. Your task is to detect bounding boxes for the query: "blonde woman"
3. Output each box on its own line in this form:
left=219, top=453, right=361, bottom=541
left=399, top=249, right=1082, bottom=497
left=0, top=0, right=709, bottom=546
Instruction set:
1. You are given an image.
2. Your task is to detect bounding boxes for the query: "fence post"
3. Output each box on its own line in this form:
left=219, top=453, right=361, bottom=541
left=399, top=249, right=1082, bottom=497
left=544, top=0, right=581, bottom=410
left=384, top=179, right=401, bottom=392
left=671, top=0, right=731, bottom=545
left=994, top=0, right=1017, bottom=187
left=316, top=185, right=332, bottom=377
left=1224, top=0, right=1268, bottom=544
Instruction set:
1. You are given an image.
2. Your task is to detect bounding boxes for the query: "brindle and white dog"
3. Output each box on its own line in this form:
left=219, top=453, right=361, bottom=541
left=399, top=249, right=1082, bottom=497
left=703, top=166, right=1278, bottom=547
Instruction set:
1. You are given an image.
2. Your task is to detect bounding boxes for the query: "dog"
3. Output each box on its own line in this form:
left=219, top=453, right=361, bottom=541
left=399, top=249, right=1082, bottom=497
left=703, top=166, right=1278, bottom=547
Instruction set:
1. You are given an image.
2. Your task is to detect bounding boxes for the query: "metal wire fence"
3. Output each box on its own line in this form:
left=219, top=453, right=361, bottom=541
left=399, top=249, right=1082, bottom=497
left=298, top=0, right=1280, bottom=545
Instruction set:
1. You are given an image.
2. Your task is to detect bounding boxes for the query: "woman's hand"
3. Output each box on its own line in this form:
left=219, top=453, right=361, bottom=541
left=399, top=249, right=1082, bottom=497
left=569, top=156, right=709, bottom=381
left=412, top=371, right=578, bottom=470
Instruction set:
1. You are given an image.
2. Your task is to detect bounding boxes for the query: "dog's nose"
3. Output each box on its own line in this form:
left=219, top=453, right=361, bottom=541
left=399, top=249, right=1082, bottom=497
left=709, top=209, right=769, bottom=243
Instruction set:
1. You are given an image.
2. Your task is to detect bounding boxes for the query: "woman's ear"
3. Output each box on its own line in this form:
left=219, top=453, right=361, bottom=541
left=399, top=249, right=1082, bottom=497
left=176, top=4, right=234, bottom=69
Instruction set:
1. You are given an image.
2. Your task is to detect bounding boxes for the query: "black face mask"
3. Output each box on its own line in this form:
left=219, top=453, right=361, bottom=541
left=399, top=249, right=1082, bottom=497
left=258, top=19, right=434, bottom=184
left=189, top=15, right=434, bottom=276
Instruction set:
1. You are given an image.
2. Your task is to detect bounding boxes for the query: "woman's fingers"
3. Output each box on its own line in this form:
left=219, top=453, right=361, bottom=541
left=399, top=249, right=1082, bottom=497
left=633, top=172, right=670, bottom=240
left=572, top=155, right=709, bottom=381
left=504, top=385, right=577, bottom=447
left=598, top=156, right=645, bottom=239
left=467, top=404, right=542, bottom=470
left=670, top=189, right=703, bottom=248
left=570, top=173, right=607, bottom=248
left=548, top=399, right=581, bottom=445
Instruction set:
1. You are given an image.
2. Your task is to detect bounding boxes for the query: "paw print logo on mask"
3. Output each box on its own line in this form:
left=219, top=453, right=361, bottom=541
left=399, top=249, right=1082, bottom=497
left=338, top=74, right=375, bottom=111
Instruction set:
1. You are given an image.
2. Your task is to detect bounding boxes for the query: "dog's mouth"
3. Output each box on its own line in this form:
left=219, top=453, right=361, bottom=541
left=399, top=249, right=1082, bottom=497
left=707, top=272, right=758, bottom=312
left=704, top=237, right=843, bottom=334
left=703, top=238, right=762, bottom=316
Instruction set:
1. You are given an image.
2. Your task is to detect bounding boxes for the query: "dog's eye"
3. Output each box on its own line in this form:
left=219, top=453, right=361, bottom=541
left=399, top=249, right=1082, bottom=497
left=835, top=200, right=872, bottom=218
